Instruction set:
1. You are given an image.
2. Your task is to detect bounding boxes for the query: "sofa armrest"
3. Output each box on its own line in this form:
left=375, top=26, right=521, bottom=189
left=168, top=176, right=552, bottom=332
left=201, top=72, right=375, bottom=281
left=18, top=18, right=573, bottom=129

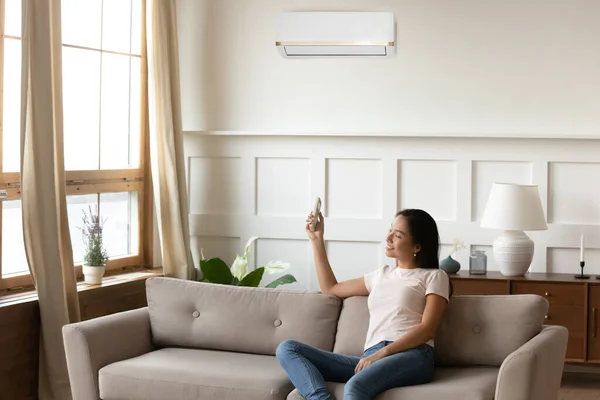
left=62, top=307, right=154, bottom=400
left=495, top=325, right=568, bottom=400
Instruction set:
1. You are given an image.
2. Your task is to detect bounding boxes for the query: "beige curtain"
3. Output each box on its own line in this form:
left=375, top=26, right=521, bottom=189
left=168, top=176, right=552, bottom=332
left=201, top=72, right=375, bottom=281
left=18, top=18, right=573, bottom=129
left=146, top=0, right=194, bottom=279
left=20, top=0, right=80, bottom=399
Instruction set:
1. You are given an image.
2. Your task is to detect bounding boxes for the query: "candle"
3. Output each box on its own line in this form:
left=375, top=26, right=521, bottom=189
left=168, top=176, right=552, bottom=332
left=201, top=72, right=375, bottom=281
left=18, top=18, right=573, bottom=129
left=580, top=234, right=585, bottom=262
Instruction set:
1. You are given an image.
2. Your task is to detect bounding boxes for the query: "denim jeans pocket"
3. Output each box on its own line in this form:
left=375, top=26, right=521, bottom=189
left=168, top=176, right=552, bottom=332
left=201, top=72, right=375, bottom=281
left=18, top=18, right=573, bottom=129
left=416, top=344, right=435, bottom=363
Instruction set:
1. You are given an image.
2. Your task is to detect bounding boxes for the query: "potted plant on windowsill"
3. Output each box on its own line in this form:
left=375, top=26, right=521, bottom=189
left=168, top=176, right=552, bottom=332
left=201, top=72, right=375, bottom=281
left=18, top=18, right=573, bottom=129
left=80, top=206, right=109, bottom=285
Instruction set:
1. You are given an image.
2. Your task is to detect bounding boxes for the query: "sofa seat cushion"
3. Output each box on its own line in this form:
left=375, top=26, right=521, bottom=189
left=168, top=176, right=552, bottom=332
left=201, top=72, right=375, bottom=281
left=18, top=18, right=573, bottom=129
left=286, top=366, right=498, bottom=400
left=99, top=348, right=293, bottom=400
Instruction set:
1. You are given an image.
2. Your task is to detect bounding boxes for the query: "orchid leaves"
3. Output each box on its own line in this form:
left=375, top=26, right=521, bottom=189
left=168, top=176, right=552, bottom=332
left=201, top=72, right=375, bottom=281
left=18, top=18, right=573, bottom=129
left=198, top=236, right=296, bottom=288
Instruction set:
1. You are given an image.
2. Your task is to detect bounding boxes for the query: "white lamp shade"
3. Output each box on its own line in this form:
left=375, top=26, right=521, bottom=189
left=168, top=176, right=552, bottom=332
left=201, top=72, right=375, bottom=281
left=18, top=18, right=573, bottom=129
left=480, top=183, right=547, bottom=231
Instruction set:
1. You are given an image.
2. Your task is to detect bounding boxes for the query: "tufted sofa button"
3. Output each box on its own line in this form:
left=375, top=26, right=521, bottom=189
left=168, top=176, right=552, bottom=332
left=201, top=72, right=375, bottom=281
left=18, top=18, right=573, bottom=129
left=192, top=311, right=200, bottom=318
left=274, top=319, right=282, bottom=327
left=472, top=326, right=481, bottom=334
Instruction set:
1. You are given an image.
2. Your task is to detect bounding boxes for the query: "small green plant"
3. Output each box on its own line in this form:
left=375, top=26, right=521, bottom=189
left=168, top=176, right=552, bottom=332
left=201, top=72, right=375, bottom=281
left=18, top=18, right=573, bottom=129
left=198, top=237, right=297, bottom=288
left=80, top=206, right=109, bottom=266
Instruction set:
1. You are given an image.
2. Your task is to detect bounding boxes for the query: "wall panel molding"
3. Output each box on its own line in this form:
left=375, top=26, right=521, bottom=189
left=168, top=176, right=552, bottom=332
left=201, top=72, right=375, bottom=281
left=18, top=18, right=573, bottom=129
left=185, top=133, right=600, bottom=290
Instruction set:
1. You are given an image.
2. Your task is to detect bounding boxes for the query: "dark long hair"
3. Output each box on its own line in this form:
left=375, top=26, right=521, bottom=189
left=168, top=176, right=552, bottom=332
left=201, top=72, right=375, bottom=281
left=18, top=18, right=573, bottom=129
left=396, top=209, right=440, bottom=269
left=395, top=209, right=453, bottom=297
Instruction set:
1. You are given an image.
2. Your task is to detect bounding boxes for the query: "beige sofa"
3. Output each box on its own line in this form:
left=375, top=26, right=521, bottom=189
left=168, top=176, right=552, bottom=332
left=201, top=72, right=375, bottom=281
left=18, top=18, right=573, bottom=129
left=63, top=277, right=568, bottom=400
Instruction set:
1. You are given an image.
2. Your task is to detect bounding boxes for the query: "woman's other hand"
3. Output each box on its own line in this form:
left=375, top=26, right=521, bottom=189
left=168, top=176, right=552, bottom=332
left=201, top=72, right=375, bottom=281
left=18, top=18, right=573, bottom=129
left=354, top=351, right=385, bottom=374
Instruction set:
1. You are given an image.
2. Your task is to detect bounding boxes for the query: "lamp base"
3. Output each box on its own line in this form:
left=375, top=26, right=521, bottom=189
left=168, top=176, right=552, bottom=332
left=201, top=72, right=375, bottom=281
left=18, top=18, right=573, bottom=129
left=493, top=230, right=534, bottom=277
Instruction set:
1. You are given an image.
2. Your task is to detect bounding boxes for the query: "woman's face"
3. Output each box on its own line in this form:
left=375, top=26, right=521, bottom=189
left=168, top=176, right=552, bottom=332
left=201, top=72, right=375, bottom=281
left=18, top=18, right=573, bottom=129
left=385, top=215, right=420, bottom=262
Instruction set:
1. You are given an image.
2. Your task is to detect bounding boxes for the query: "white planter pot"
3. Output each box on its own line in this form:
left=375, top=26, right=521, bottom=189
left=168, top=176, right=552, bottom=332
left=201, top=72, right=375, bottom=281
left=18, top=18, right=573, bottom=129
left=82, top=264, right=106, bottom=285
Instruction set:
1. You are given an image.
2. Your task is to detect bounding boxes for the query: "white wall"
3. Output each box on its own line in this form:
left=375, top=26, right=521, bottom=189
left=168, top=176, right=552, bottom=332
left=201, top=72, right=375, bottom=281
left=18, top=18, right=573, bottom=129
left=177, top=0, right=600, bottom=137
left=184, top=135, right=600, bottom=291
left=176, top=0, right=600, bottom=290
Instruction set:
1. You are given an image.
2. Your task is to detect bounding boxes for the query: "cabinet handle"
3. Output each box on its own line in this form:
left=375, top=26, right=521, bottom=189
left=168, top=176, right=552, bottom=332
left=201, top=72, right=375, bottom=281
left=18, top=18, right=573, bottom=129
left=544, top=292, right=550, bottom=296
left=593, top=308, right=597, bottom=338
left=545, top=315, right=549, bottom=320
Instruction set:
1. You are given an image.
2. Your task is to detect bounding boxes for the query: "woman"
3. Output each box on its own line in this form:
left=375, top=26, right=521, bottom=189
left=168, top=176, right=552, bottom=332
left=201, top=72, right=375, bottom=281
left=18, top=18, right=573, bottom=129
left=276, top=209, right=451, bottom=400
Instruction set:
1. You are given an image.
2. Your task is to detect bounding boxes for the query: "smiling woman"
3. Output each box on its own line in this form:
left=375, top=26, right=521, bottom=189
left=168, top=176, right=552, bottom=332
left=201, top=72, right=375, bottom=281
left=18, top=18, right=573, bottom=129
left=277, top=208, right=451, bottom=399
left=0, top=0, right=152, bottom=292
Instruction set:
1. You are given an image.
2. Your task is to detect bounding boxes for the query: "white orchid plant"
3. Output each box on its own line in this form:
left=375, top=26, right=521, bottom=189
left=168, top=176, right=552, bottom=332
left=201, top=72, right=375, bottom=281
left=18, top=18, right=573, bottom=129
left=448, top=238, right=466, bottom=258
left=198, top=237, right=296, bottom=288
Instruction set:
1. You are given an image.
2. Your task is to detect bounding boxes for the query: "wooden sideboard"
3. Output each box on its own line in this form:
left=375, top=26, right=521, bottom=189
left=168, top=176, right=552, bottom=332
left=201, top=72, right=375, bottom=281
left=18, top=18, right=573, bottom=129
left=449, top=271, right=600, bottom=364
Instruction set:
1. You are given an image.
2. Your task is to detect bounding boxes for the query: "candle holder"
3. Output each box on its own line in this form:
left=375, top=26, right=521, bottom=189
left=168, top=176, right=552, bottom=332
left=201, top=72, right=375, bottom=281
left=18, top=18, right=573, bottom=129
left=574, top=261, right=590, bottom=279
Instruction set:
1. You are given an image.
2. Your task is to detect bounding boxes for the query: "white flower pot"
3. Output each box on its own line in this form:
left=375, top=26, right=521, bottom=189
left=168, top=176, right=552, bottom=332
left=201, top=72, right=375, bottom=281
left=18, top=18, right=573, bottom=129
left=83, top=264, right=106, bottom=285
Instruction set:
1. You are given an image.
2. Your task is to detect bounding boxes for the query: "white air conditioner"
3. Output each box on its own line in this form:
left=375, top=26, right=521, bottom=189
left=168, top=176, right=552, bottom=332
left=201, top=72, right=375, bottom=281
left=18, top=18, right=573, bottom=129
left=275, top=12, right=395, bottom=57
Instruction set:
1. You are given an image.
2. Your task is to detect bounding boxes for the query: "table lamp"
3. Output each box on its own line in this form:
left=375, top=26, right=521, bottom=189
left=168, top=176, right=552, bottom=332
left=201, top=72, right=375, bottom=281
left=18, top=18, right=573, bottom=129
left=480, top=183, right=547, bottom=276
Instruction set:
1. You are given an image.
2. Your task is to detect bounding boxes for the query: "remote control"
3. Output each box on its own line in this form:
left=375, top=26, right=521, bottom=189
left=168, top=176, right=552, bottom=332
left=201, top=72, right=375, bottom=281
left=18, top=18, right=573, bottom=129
left=310, top=197, right=321, bottom=231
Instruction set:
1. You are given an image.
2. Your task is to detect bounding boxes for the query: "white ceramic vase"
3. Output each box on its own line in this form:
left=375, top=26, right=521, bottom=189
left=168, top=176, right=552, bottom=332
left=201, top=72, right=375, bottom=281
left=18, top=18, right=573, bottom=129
left=82, top=264, right=106, bottom=285
left=493, top=230, right=535, bottom=276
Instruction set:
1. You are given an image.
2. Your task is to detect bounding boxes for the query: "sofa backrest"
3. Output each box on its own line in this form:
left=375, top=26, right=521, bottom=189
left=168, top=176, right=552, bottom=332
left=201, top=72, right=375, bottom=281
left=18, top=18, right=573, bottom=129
left=333, top=294, right=548, bottom=367
left=433, top=294, right=548, bottom=366
left=146, top=277, right=342, bottom=356
left=332, top=296, right=370, bottom=356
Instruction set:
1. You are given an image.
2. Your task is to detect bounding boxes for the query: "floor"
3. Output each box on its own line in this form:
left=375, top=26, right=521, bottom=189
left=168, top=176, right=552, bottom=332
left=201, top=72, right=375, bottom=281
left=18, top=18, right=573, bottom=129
left=560, top=373, right=600, bottom=400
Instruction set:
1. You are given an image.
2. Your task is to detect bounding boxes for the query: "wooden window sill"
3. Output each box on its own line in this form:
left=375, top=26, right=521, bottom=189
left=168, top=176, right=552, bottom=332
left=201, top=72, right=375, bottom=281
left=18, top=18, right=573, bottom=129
left=0, top=267, right=163, bottom=308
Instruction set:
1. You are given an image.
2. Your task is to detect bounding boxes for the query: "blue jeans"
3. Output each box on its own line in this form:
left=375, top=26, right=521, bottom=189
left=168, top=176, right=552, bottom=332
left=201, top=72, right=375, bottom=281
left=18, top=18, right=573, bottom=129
left=276, top=339, right=435, bottom=400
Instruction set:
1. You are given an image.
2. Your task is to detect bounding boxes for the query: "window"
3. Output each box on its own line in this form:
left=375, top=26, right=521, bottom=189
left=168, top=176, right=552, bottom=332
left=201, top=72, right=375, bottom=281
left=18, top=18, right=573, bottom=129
left=0, top=0, right=151, bottom=292
left=61, top=0, right=147, bottom=273
left=0, top=0, right=28, bottom=290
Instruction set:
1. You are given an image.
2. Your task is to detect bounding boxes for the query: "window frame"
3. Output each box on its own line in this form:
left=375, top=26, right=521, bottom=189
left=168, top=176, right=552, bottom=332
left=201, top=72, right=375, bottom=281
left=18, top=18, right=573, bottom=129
left=0, top=0, right=153, bottom=293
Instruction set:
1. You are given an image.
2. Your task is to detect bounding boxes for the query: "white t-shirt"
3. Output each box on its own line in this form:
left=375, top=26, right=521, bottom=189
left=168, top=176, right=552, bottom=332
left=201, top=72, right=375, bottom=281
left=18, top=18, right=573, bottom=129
left=363, top=265, right=450, bottom=351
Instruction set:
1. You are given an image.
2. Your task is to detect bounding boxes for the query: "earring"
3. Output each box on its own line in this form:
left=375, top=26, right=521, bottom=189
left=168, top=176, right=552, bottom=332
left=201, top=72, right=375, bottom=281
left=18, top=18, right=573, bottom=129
left=413, top=253, right=417, bottom=257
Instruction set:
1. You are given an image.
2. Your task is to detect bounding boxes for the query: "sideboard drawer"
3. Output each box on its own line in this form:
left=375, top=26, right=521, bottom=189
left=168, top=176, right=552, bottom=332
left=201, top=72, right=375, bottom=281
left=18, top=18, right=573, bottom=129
left=545, top=305, right=584, bottom=330
left=453, top=279, right=509, bottom=296
left=544, top=304, right=585, bottom=360
left=512, top=282, right=585, bottom=306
